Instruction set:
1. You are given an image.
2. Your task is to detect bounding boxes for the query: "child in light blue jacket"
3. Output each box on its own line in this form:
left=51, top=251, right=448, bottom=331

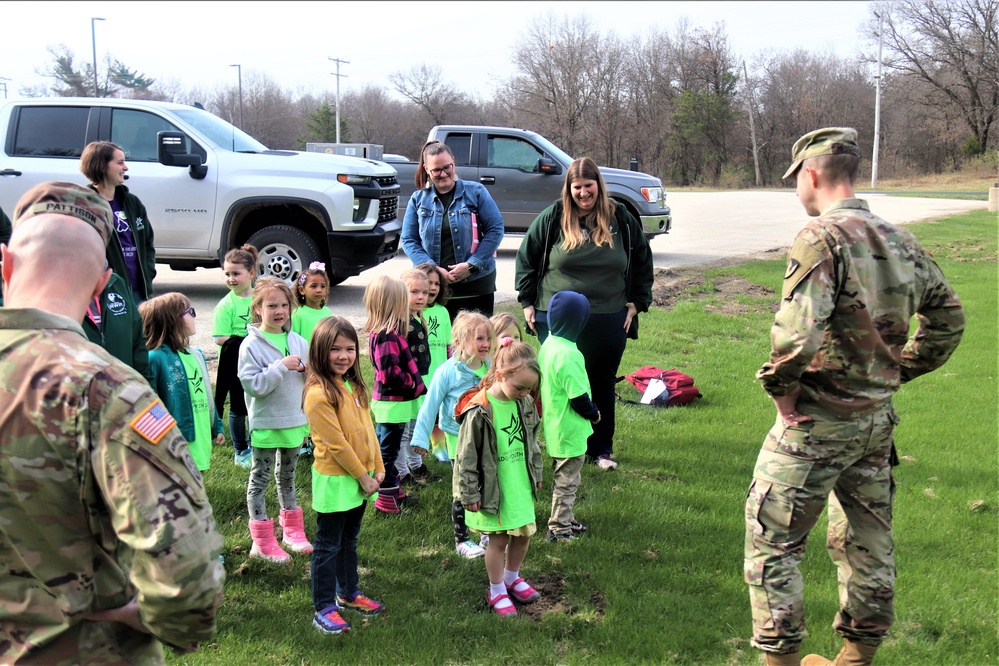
left=411, top=311, right=494, bottom=558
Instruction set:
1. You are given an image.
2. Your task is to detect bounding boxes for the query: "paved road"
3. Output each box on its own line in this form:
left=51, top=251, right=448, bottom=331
left=155, top=192, right=986, bottom=361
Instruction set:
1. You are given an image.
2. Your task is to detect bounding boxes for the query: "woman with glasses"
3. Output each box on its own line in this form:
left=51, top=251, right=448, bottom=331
left=401, top=140, right=504, bottom=320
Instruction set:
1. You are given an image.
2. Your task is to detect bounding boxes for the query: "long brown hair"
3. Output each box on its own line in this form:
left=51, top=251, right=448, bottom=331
left=139, top=292, right=193, bottom=352
left=414, top=140, right=455, bottom=190
left=415, top=261, right=449, bottom=306
left=560, top=157, right=614, bottom=251
left=304, top=316, right=368, bottom=410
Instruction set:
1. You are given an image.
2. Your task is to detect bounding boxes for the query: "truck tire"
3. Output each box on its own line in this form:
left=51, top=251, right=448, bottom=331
left=246, top=225, right=324, bottom=287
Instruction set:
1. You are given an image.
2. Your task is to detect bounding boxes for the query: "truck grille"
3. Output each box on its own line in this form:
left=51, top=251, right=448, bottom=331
left=379, top=197, right=398, bottom=223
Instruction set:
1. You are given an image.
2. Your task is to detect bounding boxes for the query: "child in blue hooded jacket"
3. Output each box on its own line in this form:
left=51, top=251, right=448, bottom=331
left=537, top=291, right=600, bottom=542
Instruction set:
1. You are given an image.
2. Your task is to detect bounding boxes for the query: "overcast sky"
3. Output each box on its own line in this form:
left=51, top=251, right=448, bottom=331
left=0, top=1, right=875, bottom=102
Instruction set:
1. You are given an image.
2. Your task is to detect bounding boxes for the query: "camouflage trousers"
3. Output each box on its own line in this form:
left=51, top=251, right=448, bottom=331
left=744, top=405, right=897, bottom=654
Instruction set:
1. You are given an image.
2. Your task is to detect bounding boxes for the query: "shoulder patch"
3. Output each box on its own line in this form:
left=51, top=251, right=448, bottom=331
left=782, top=242, right=824, bottom=300
left=130, top=400, right=177, bottom=444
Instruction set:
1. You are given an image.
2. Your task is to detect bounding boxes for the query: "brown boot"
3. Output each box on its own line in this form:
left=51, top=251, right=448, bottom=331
left=803, top=639, right=878, bottom=666
left=764, top=651, right=801, bottom=666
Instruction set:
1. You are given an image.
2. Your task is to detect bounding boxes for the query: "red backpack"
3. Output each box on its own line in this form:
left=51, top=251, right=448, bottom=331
left=616, top=366, right=702, bottom=407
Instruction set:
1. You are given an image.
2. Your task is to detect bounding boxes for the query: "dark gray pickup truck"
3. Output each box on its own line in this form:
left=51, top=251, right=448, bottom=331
left=391, top=125, right=672, bottom=238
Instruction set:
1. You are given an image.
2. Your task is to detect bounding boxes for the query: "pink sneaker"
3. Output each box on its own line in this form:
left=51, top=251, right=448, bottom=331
left=506, top=577, right=540, bottom=603
left=488, top=592, right=518, bottom=617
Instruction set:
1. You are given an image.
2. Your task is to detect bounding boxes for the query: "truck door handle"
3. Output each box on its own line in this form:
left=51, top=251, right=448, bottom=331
left=479, top=176, right=495, bottom=184
left=0, top=169, right=22, bottom=176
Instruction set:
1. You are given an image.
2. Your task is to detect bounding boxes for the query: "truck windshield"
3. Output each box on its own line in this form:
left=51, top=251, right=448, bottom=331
left=173, top=108, right=268, bottom=153
left=529, top=132, right=574, bottom=164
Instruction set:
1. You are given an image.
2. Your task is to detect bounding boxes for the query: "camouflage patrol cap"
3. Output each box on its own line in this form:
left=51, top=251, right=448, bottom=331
left=13, top=181, right=113, bottom=247
left=782, top=127, right=861, bottom=180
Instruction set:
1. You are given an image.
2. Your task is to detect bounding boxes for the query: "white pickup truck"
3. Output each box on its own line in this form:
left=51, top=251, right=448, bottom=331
left=0, top=98, right=401, bottom=285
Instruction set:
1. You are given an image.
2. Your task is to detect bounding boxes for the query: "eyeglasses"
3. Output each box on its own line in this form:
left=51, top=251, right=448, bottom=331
left=183, top=306, right=196, bottom=318
left=429, top=163, right=454, bottom=177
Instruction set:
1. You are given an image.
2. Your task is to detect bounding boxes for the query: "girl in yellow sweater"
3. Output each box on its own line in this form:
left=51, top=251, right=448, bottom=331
left=303, top=316, right=385, bottom=635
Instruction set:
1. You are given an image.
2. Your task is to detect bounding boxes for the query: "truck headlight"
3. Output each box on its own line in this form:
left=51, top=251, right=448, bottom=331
left=338, top=174, right=371, bottom=185
left=641, top=187, right=663, bottom=204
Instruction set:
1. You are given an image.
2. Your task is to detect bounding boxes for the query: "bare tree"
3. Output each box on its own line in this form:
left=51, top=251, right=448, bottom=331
left=865, top=0, right=999, bottom=154
left=388, top=64, right=469, bottom=125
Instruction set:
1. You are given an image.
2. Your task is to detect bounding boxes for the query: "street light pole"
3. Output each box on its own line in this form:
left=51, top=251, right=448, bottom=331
left=91, top=17, right=105, bottom=97
left=871, top=11, right=884, bottom=189
left=229, top=64, right=243, bottom=129
left=328, top=57, right=349, bottom=144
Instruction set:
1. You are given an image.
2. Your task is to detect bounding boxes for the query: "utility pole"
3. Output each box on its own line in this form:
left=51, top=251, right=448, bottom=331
left=871, top=11, right=884, bottom=189
left=91, top=17, right=105, bottom=97
left=743, top=61, right=763, bottom=187
left=0, top=77, right=10, bottom=100
left=328, top=57, right=349, bottom=144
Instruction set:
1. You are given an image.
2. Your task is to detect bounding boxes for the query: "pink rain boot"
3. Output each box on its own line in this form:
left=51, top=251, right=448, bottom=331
left=279, top=507, right=314, bottom=554
left=374, top=487, right=401, bottom=514
left=248, top=518, right=291, bottom=563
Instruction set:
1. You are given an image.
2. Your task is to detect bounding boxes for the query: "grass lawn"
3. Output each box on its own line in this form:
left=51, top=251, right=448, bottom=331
left=180, top=210, right=996, bottom=665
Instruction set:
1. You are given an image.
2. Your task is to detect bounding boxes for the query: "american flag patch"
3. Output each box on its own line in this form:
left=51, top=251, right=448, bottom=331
left=130, top=401, right=176, bottom=444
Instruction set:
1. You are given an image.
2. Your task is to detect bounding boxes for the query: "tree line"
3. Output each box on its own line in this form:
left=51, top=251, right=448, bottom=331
left=24, top=0, right=997, bottom=187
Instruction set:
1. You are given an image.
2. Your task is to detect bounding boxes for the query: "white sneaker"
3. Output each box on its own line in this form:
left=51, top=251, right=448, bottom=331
left=596, top=456, right=618, bottom=471
left=479, top=533, right=490, bottom=548
left=456, top=539, right=486, bottom=559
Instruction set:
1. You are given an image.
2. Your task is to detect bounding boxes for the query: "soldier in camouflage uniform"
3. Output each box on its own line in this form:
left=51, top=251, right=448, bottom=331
left=0, top=182, right=225, bottom=664
left=743, top=129, right=965, bottom=666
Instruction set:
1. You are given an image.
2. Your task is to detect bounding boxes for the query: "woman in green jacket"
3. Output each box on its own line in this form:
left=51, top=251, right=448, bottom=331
left=81, top=141, right=157, bottom=302
left=515, top=157, right=654, bottom=471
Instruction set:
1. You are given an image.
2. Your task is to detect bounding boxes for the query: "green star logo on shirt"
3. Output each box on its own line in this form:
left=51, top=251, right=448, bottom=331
left=500, top=410, right=526, bottom=448
left=427, top=316, right=440, bottom=338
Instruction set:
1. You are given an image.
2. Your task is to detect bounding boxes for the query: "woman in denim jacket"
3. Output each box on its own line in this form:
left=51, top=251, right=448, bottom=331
left=401, top=140, right=504, bottom=320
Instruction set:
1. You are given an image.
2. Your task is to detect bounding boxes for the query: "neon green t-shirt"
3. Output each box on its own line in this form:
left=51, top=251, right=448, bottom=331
left=424, top=302, right=451, bottom=379
left=538, top=335, right=592, bottom=458
left=179, top=350, right=212, bottom=471
left=212, top=290, right=253, bottom=337
left=291, top=305, right=333, bottom=342
left=370, top=399, right=417, bottom=425
left=465, top=395, right=535, bottom=532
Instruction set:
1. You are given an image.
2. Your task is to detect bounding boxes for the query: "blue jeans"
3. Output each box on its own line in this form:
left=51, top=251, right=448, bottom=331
left=536, top=307, right=628, bottom=459
left=376, top=422, right=406, bottom=488
left=312, top=502, right=366, bottom=611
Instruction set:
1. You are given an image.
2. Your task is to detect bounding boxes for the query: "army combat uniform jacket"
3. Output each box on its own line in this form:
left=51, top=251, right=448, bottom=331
left=756, top=198, right=965, bottom=418
left=0, top=309, right=225, bottom=665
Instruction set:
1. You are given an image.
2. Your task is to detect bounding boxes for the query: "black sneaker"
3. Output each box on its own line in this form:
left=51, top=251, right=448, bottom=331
left=569, top=520, right=588, bottom=534
left=545, top=529, right=577, bottom=543
left=411, top=464, right=441, bottom=483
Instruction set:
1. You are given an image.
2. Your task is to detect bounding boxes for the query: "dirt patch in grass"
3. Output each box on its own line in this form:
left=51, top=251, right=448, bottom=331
left=517, top=572, right=606, bottom=623
left=652, top=250, right=783, bottom=314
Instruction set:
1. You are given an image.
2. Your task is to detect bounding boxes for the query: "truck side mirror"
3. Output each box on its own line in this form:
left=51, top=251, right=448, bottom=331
left=538, top=157, right=561, bottom=175
left=158, top=131, right=208, bottom=180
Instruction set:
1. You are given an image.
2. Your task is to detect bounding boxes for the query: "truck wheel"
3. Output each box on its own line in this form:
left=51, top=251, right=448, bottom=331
left=246, top=225, right=324, bottom=287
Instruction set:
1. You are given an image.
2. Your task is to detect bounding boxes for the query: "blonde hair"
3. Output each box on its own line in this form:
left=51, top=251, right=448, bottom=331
left=139, top=292, right=193, bottom=352
left=304, top=316, right=368, bottom=410
left=489, top=313, right=523, bottom=342
left=363, top=275, right=409, bottom=335
left=452, top=311, right=494, bottom=364
left=250, top=276, right=295, bottom=329
left=483, top=337, right=541, bottom=390
left=560, top=156, right=614, bottom=251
